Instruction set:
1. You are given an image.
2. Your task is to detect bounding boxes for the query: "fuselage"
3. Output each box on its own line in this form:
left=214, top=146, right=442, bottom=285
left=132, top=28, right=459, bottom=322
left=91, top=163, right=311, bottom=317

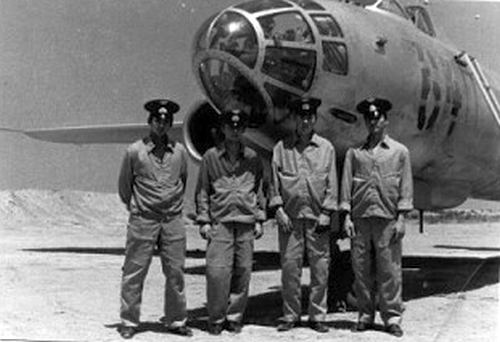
left=188, top=0, right=500, bottom=209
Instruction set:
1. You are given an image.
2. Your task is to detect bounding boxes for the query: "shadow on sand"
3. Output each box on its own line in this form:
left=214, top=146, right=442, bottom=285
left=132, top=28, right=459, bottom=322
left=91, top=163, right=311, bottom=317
left=25, top=246, right=499, bottom=330
left=186, top=255, right=499, bottom=330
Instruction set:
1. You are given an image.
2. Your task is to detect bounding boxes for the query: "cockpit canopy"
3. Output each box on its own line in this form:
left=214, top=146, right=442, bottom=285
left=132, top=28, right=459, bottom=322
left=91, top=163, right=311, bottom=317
left=193, top=0, right=350, bottom=127
left=209, top=12, right=259, bottom=69
left=192, top=0, right=434, bottom=128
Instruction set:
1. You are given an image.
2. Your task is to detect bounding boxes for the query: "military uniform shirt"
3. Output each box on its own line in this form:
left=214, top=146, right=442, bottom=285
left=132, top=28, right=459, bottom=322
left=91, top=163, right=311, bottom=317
left=118, top=136, right=188, bottom=219
left=340, top=135, right=413, bottom=219
left=270, top=133, right=338, bottom=219
left=195, top=144, right=266, bottom=224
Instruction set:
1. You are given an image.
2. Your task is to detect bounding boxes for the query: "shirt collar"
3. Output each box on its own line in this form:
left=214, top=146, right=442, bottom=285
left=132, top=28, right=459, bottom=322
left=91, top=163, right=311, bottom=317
left=292, top=132, right=320, bottom=148
left=143, top=135, right=175, bottom=153
left=217, top=141, right=246, bottom=159
left=361, top=134, right=391, bottom=150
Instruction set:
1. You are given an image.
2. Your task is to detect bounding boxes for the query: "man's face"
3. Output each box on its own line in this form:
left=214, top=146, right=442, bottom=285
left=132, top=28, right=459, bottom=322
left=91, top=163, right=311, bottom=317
left=364, top=111, right=388, bottom=135
left=228, top=93, right=252, bottom=117
left=222, top=123, right=245, bottom=142
left=149, top=115, right=172, bottom=137
left=295, top=113, right=316, bottom=138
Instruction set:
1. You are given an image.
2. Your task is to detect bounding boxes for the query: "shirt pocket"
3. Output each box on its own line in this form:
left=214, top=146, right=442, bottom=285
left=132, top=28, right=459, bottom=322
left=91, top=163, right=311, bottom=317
left=352, top=174, right=368, bottom=188
left=382, top=171, right=401, bottom=202
left=134, top=153, right=154, bottom=177
left=236, top=175, right=259, bottom=215
left=352, top=175, right=369, bottom=204
left=278, top=169, right=300, bottom=194
left=309, top=167, right=329, bottom=201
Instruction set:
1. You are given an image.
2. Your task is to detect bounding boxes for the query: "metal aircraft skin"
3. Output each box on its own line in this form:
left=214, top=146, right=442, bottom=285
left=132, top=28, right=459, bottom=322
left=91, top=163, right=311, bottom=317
left=10, top=0, right=500, bottom=210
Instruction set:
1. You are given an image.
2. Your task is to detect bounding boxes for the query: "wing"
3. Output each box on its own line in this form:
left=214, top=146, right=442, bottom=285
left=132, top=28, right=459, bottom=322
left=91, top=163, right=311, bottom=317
left=4, top=122, right=184, bottom=145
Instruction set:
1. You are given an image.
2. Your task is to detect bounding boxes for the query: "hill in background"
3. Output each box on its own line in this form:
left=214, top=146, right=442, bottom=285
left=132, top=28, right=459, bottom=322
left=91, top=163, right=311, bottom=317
left=2, top=189, right=500, bottom=228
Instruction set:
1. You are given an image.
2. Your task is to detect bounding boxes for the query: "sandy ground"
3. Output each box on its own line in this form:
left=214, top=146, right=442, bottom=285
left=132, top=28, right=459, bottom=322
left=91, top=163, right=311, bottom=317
left=0, top=190, right=499, bottom=342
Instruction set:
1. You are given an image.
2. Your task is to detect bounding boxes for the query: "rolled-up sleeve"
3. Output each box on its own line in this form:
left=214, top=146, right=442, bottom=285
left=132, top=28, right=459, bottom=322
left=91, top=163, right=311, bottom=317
left=397, top=149, right=413, bottom=212
left=118, top=149, right=133, bottom=208
left=339, top=149, right=353, bottom=213
left=195, top=156, right=212, bottom=224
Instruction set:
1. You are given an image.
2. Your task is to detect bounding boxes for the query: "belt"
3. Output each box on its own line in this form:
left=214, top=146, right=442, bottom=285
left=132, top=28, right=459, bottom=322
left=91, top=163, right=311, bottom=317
left=133, top=211, right=182, bottom=222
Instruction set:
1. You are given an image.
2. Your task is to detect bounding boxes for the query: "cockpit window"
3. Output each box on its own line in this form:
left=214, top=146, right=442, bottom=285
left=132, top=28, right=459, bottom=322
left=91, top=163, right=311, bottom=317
left=264, top=83, right=301, bottom=124
left=311, top=14, right=343, bottom=38
left=264, top=83, right=299, bottom=109
left=322, top=41, right=348, bottom=75
left=198, top=58, right=267, bottom=127
left=257, top=12, right=314, bottom=44
left=287, top=0, right=325, bottom=11
left=406, top=6, right=436, bottom=37
left=235, top=0, right=292, bottom=13
left=262, top=47, right=316, bottom=90
left=209, top=12, right=258, bottom=68
left=376, top=0, right=408, bottom=19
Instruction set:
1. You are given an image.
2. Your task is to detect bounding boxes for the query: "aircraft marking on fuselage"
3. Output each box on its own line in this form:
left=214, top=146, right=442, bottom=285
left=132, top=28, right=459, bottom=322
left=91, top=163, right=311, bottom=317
left=410, top=40, right=463, bottom=135
left=419, top=67, right=432, bottom=130
left=447, top=57, right=464, bottom=137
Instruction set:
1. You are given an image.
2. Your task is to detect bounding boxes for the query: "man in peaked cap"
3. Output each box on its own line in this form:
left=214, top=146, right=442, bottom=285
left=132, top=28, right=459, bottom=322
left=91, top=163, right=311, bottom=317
left=144, top=98, right=180, bottom=124
left=219, top=108, right=249, bottom=130
left=356, top=97, right=392, bottom=121
left=340, top=97, right=413, bottom=338
left=290, top=97, right=322, bottom=117
left=195, top=108, right=266, bottom=335
left=118, top=99, right=192, bottom=338
left=269, top=97, right=338, bottom=333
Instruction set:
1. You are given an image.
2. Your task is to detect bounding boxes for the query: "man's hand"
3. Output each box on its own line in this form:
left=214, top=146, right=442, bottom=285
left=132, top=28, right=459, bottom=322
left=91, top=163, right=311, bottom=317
left=343, top=214, right=355, bottom=239
left=315, top=213, right=331, bottom=234
left=254, top=222, right=264, bottom=240
left=391, top=215, right=406, bottom=244
left=275, top=207, right=293, bottom=233
left=199, top=223, right=212, bottom=240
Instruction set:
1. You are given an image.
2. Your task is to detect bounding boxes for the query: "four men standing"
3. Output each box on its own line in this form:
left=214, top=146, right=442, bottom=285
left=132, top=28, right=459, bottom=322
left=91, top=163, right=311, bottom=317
left=117, top=96, right=412, bottom=338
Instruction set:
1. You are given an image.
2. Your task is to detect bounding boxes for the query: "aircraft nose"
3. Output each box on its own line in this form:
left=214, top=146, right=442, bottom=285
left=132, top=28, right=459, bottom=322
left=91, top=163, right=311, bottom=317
left=192, top=2, right=325, bottom=130
left=192, top=9, right=269, bottom=128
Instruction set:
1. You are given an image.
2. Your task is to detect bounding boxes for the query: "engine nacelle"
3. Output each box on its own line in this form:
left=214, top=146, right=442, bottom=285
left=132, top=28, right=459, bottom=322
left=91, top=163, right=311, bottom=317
left=183, top=101, right=221, bottom=163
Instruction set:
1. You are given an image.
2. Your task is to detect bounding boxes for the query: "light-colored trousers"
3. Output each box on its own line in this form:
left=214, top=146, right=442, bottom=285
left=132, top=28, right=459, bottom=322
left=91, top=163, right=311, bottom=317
left=205, top=222, right=254, bottom=324
left=120, top=215, right=187, bottom=328
left=351, top=217, right=403, bottom=326
left=278, top=218, right=330, bottom=322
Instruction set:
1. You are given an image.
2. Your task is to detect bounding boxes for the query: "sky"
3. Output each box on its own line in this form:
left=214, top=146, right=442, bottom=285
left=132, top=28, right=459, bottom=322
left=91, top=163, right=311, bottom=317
left=0, top=0, right=236, bottom=195
left=0, top=0, right=499, bottom=197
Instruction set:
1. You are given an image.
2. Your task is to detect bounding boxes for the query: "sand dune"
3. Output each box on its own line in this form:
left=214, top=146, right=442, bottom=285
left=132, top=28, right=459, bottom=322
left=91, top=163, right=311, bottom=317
left=2, top=189, right=500, bottom=227
left=0, top=189, right=201, bottom=228
left=0, top=190, right=126, bottom=228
